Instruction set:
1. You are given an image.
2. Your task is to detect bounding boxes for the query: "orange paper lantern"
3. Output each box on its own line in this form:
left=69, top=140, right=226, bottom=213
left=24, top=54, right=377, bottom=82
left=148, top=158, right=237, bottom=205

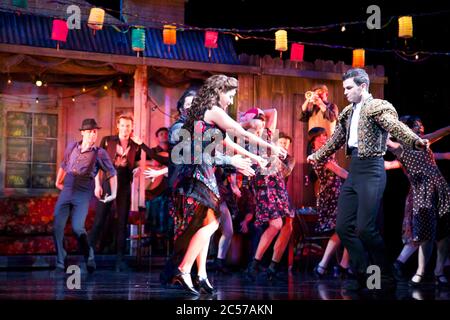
left=163, top=25, right=177, bottom=46
left=398, top=16, right=413, bottom=39
left=352, top=49, right=365, bottom=68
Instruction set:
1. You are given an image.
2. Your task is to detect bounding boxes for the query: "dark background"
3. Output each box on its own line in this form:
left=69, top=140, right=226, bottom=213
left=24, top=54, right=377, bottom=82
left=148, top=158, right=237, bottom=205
left=185, top=0, right=450, bottom=138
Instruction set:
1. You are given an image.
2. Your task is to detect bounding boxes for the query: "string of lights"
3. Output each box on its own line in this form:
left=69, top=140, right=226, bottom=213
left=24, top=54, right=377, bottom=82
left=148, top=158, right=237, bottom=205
left=1, top=2, right=450, bottom=64
left=45, top=0, right=450, bottom=34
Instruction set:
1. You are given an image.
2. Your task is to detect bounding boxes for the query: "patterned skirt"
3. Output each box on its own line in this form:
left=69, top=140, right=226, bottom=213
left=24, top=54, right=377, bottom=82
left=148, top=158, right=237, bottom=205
left=252, top=173, right=294, bottom=227
left=169, top=181, right=220, bottom=241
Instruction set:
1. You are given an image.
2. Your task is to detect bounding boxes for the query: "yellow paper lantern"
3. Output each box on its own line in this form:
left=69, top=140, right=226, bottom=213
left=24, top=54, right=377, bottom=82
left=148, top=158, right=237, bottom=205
left=163, top=25, right=177, bottom=46
left=88, top=8, right=105, bottom=31
left=275, top=30, right=288, bottom=57
left=352, top=49, right=365, bottom=68
left=398, top=16, right=413, bottom=38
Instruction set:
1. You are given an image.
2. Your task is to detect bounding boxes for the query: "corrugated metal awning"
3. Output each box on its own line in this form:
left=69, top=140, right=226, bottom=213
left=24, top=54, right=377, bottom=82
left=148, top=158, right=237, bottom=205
left=0, top=10, right=241, bottom=65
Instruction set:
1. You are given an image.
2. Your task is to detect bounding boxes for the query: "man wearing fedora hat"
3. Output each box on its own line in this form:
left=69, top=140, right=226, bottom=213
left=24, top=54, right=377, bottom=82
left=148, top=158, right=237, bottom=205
left=53, top=118, right=117, bottom=273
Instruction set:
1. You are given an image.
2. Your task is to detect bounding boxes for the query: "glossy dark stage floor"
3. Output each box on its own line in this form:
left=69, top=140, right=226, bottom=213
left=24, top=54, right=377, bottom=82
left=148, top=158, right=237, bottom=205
left=0, top=264, right=449, bottom=300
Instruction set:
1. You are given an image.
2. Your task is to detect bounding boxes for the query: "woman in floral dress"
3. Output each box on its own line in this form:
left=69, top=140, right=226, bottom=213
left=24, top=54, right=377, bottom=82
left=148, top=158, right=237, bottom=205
left=240, top=108, right=295, bottom=280
left=308, top=127, right=350, bottom=278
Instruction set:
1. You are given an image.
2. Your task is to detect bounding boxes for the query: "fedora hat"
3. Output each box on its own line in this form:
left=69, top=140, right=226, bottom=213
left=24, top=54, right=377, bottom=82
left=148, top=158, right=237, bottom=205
left=79, top=118, right=101, bottom=131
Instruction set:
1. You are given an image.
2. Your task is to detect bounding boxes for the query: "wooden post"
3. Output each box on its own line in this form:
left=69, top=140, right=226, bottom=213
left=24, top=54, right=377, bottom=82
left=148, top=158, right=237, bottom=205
left=132, top=65, right=148, bottom=211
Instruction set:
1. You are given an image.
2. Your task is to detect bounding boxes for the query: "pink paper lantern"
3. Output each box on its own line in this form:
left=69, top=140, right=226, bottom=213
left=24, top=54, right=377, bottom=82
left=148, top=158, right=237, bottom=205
left=51, top=19, right=68, bottom=50
left=290, top=43, right=304, bottom=62
left=205, top=31, right=218, bottom=49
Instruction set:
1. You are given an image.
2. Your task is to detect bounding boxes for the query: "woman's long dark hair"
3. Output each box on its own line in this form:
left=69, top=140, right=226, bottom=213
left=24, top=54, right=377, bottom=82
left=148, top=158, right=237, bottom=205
left=183, top=75, right=238, bottom=134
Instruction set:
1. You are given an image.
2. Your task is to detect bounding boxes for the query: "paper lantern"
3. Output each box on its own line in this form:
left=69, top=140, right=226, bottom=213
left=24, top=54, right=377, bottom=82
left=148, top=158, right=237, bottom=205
left=398, top=16, right=413, bottom=39
left=290, top=43, right=304, bottom=66
left=51, top=19, right=69, bottom=51
left=275, top=30, right=288, bottom=57
left=12, top=0, right=27, bottom=8
left=163, top=25, right=177, bottom=46
left=352, top=49, right=365, bottom=68
left=132, top=27, right=146, bottom=57
left=88, top=8, right=105, bottom=33
left=205, top=31, right=218, bottom=58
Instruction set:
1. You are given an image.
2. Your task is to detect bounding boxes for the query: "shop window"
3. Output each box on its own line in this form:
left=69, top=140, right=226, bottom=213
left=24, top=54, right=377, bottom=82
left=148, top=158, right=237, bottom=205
left=5, top=112, right=57, bottom=189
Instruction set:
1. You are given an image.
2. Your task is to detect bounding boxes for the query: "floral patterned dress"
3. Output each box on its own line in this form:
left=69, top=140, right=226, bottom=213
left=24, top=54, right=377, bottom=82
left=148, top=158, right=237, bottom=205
left=393, top=146, right=450, bottom=243
left=250, top=130, right=294, bottom=226
left=312, top=155, right=343, bottom=233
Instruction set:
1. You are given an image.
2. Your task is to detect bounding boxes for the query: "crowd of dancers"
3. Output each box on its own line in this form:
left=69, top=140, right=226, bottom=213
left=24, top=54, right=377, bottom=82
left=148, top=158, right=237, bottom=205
left=53, top=68, right=450, bottom=295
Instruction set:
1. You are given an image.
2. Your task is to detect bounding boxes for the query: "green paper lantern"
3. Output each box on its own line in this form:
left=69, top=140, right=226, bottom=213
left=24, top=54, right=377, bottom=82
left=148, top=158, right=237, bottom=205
left=12, top=0, right=28, bottom=8
left=131, top=28, right=145, bottom=56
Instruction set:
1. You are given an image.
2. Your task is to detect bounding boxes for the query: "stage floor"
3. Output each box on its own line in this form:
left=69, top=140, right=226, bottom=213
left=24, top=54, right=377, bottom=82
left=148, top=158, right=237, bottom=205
left=0, top=267, right=448, bottom=300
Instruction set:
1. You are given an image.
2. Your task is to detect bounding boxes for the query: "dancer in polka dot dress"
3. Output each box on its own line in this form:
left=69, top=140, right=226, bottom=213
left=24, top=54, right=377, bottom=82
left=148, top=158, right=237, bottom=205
left=385, top=116, right=450, bottom=287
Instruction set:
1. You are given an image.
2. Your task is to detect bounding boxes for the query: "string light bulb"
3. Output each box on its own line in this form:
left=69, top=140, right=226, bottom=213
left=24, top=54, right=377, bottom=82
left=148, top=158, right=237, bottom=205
left=235, top=35, right=239, bottom=41
left=415, top=54, right=419, bottom=60
left=82, top=86, right=86, bottom=92
left=35, top=97, right=39, bottom=104
left=35, top=79, right=43, bottom=87
left=103, top=85, right=108, bottom=91
left=341, top=25, right=346, bottom=32
left=71, top=97, right=76, bottom=102
left=7, top=78, right=12, bottom=85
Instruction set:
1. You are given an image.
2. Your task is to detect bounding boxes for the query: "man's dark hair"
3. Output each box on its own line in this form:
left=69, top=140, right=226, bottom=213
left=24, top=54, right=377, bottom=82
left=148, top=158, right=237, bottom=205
left=399, top=115, right=422, bottom=129
left=155, top=127, right=168, bottom=137
left=177, top=89, right=197, bottom=114
left=343, top=68, right=370, bottom=88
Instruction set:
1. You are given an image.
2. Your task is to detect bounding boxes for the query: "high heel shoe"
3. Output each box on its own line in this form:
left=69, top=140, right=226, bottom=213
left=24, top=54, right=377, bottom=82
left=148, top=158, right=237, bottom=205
left=172, top=271, right=200, bottom=295
left=194, top=276, right=216, bottom=294
left=313, top=264, right=327, bottom=279
left=408, top=274, right=425, bottom=287
left=435, top=275, right=449, bottom=288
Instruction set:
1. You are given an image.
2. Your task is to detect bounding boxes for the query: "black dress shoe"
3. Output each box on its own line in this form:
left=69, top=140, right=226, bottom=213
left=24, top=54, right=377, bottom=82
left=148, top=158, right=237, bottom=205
left=435, top=275, right=449, bottom=288
left=214, top=259, right=231, bottom=275
left=86, top=247, right=96, bottom=274
left=392, top=260, right=407, bottom=282
left=342, top=273, right=366, bottom=291
left=115, top=261, right=130, bottom=273
left=333, top=265, right=351, bottom=279
left=244, top=265, right=259, bottom=281
left=172, top=272, right=200, bottom=295
left=194, top=276, right=216, bottom=294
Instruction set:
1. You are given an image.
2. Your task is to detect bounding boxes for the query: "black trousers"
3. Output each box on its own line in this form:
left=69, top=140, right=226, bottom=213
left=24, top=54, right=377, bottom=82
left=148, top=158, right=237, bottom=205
left=89, top=177, right=131, bottom=261
left=336, top=149, right=387, bottom=275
